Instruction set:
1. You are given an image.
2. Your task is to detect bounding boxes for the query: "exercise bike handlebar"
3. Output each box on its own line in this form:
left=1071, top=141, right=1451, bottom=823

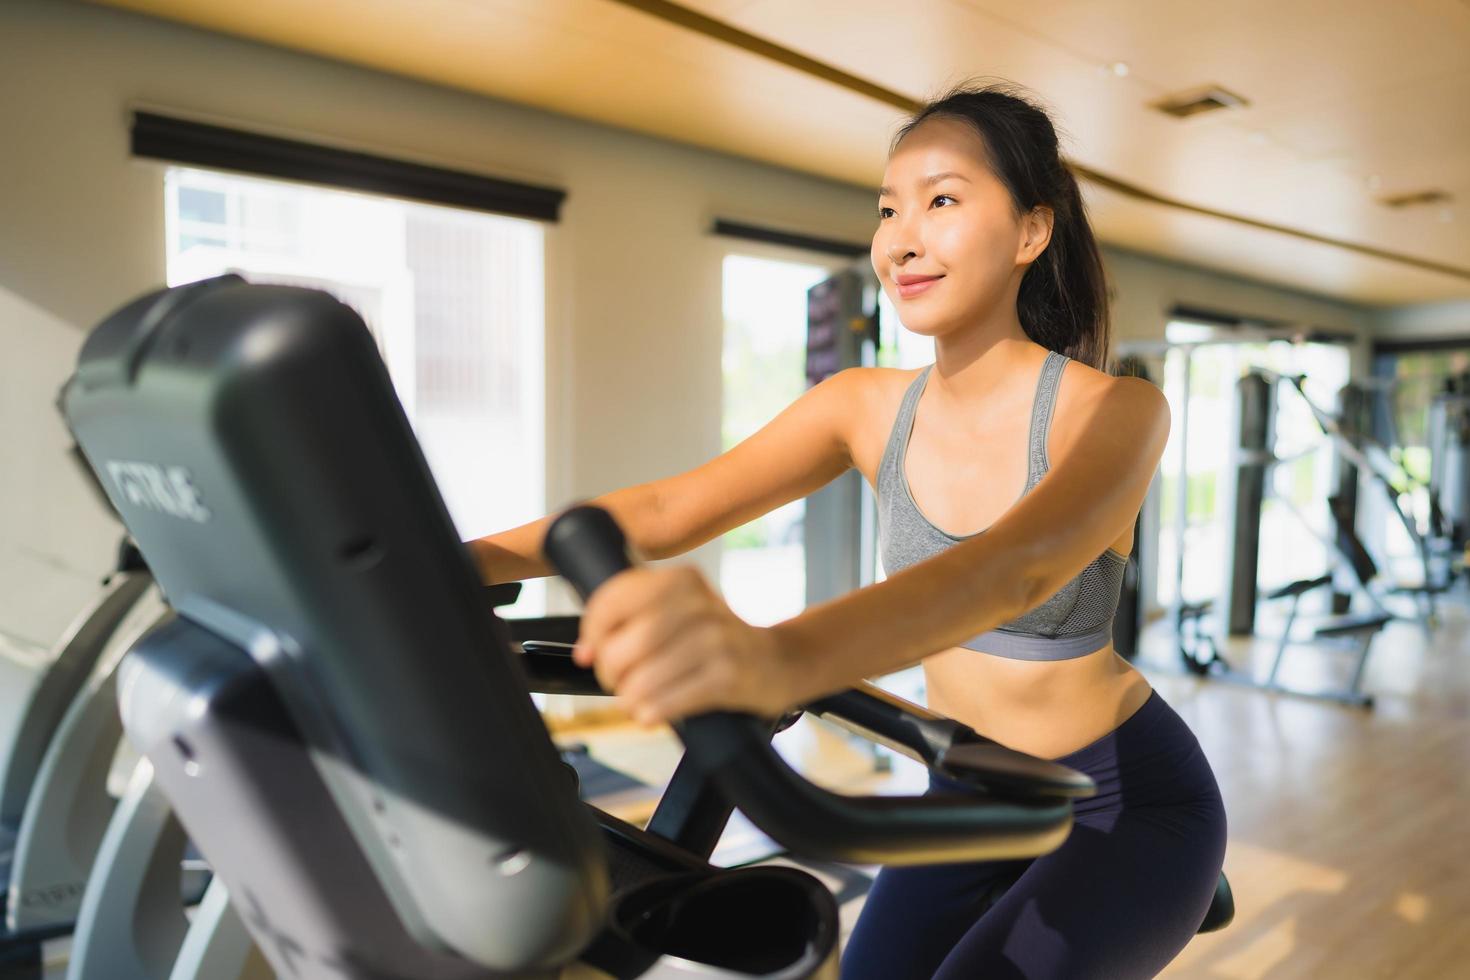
left=513, top=645, right=1096, bottom=800
left=543, top=504, right=1087, bottom=866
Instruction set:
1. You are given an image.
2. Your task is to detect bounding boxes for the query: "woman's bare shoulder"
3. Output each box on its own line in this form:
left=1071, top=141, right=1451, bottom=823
left=869, top=365, right=927, bottom=395
left=827, top=366, right=925, bottom=410
left=1061, top=358, right=1162, bottom=405
left=1053, top=359, right=1169, bottom=451
left=830, top=367, right=926, bottom=466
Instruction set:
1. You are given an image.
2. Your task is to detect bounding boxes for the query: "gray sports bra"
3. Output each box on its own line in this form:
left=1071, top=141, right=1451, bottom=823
left=875, top=352, right=1129, bottom=661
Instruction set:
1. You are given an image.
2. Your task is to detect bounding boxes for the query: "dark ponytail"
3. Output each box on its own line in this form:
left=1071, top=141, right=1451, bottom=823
left=893, top=82, right=1111, bottom=371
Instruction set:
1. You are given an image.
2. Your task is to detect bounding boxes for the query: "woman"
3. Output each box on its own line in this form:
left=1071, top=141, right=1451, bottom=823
left=470, top=84, right=1227, bottom=979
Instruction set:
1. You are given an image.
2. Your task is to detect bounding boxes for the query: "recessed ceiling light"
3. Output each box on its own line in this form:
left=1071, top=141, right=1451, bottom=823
left=1153, top=85, right=1250, bottom=118
left=1380, top=188, right=1452, bottom=209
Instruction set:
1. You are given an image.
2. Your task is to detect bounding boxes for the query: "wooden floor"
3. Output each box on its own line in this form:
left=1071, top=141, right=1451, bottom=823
left=1147, top=594, right=1470, bottom=980
left=566, top=590, right=1470, bottom=979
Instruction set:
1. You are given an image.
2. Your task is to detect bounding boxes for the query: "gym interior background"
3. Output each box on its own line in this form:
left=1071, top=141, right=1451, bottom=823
left=1, top=0, right=1467, bottom=977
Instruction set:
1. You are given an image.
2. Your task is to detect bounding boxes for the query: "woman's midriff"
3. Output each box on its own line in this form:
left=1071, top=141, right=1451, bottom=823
left=923, top=643, right=1153, bottom=760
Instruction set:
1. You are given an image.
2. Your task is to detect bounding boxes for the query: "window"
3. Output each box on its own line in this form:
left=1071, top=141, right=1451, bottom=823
left=718, top=254, right=838, bottom=626
left=718, top=256, right=928, bottom=705
left=165, top=166, right=547, bottom=614
left=1153, top=331, right=1351, bottom=610
left=1370, top=345, right=1470, bottom=578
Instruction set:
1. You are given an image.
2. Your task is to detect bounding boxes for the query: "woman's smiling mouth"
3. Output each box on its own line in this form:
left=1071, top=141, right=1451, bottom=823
left=896, top=274, right=944, bottom=299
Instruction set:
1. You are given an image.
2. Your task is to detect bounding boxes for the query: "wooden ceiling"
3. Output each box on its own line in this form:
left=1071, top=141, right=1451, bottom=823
left=90, top=0, right=1470, bottom=306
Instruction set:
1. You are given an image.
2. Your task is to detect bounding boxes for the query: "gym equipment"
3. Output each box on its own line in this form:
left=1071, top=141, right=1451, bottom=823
left=0, top=444, right=156, bottom=955
left=60, top=277, right=1110, bottom=978
left=63, top=277, right=1237, bottom=975
left=1428, top=374, right=1470, bottom=558
left=1110, top=355, right=1155, bottom=662
left=803, top=268, right=880, bottom=606
left=0, top=544, right=168, bottom=980
left=65, top=757, right=269, bottom=980
left=1179, top=574, right=1387, bottom=708
left=1353, top=372, right=1464, bottom=571
left=546, top=505, right=1234, bottom=934
left=0, top=572, right=241, bottom=980
left=0, top=473, right=251, bottom=978
left=0, top=542, right=146, bottom=835
left=1267, top=370, right=1454, bottom=620
left=1180, top=373, right=1392, bottom=706
left=1225, top=371, right=1274, bottom=636
left=0, top=541, right=150, bottom=918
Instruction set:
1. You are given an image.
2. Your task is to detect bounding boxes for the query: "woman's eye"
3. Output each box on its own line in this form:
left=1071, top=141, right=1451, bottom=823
left=932, top=195, right=956, bottom=208
left=877, top=206, right=895, bottom=219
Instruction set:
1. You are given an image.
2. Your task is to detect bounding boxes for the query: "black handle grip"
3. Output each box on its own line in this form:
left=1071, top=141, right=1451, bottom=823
left=543, top=505, right=633, bottom=601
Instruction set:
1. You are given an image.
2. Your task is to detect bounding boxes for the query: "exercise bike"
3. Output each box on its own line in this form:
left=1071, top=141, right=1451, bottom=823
left=60, top=276, right=1231, bottom=977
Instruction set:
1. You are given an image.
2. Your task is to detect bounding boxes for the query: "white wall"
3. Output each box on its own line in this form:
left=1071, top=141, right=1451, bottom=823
left=2, top=0, right=1402, bottom=644
left=1369, top=300, right=1470, bottom=342
left=0, top=287, right=123, bottom=649
left=1102, top=245, right=1374, bottom=345
left=0, top=0, right=882, bottom=639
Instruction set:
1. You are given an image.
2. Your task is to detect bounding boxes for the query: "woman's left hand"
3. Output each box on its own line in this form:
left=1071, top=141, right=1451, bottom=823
left=571, top=566, right=799, bottom=725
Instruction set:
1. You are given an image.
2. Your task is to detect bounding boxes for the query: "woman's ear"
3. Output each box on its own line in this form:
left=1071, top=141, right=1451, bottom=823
left=1017, top=206, right=1055, bottom=265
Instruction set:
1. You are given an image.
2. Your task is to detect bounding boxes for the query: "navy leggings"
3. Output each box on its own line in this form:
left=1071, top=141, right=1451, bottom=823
left=841, top=691, right=1227, bottom=979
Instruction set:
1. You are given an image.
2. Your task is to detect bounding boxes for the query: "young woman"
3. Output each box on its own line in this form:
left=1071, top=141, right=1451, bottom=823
left=470, top=84, right=1227, bottom=978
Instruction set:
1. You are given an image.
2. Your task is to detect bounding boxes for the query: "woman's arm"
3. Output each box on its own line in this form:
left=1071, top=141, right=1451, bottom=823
left=467, top=368, right=873, bottom=584
left=466, top=483, right=665, bottom=584
left=771, top=374, right=1170, bottom=704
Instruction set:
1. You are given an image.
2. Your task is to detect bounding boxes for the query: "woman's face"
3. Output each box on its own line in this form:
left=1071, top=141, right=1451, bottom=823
left=872, top=117, right=1045, bottom=339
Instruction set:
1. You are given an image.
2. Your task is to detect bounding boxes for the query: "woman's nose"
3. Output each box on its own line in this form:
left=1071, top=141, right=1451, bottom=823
left=886, top=241, right=918, bottom=264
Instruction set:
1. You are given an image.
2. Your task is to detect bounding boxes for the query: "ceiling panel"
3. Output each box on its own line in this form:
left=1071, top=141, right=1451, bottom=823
left=92, top=0, right=898, bottom=178
left=696, top=0, right=1470, bottom=291
left=955, top=0, right=1470, bottom=109
left=88, top=0, right=1470, bottom=306
left=1083, top=183, right=1470, bottom=307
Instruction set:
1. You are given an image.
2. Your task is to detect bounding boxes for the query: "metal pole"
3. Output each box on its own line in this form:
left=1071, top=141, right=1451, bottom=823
left=1173, top=346, right=1194, bottom=618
